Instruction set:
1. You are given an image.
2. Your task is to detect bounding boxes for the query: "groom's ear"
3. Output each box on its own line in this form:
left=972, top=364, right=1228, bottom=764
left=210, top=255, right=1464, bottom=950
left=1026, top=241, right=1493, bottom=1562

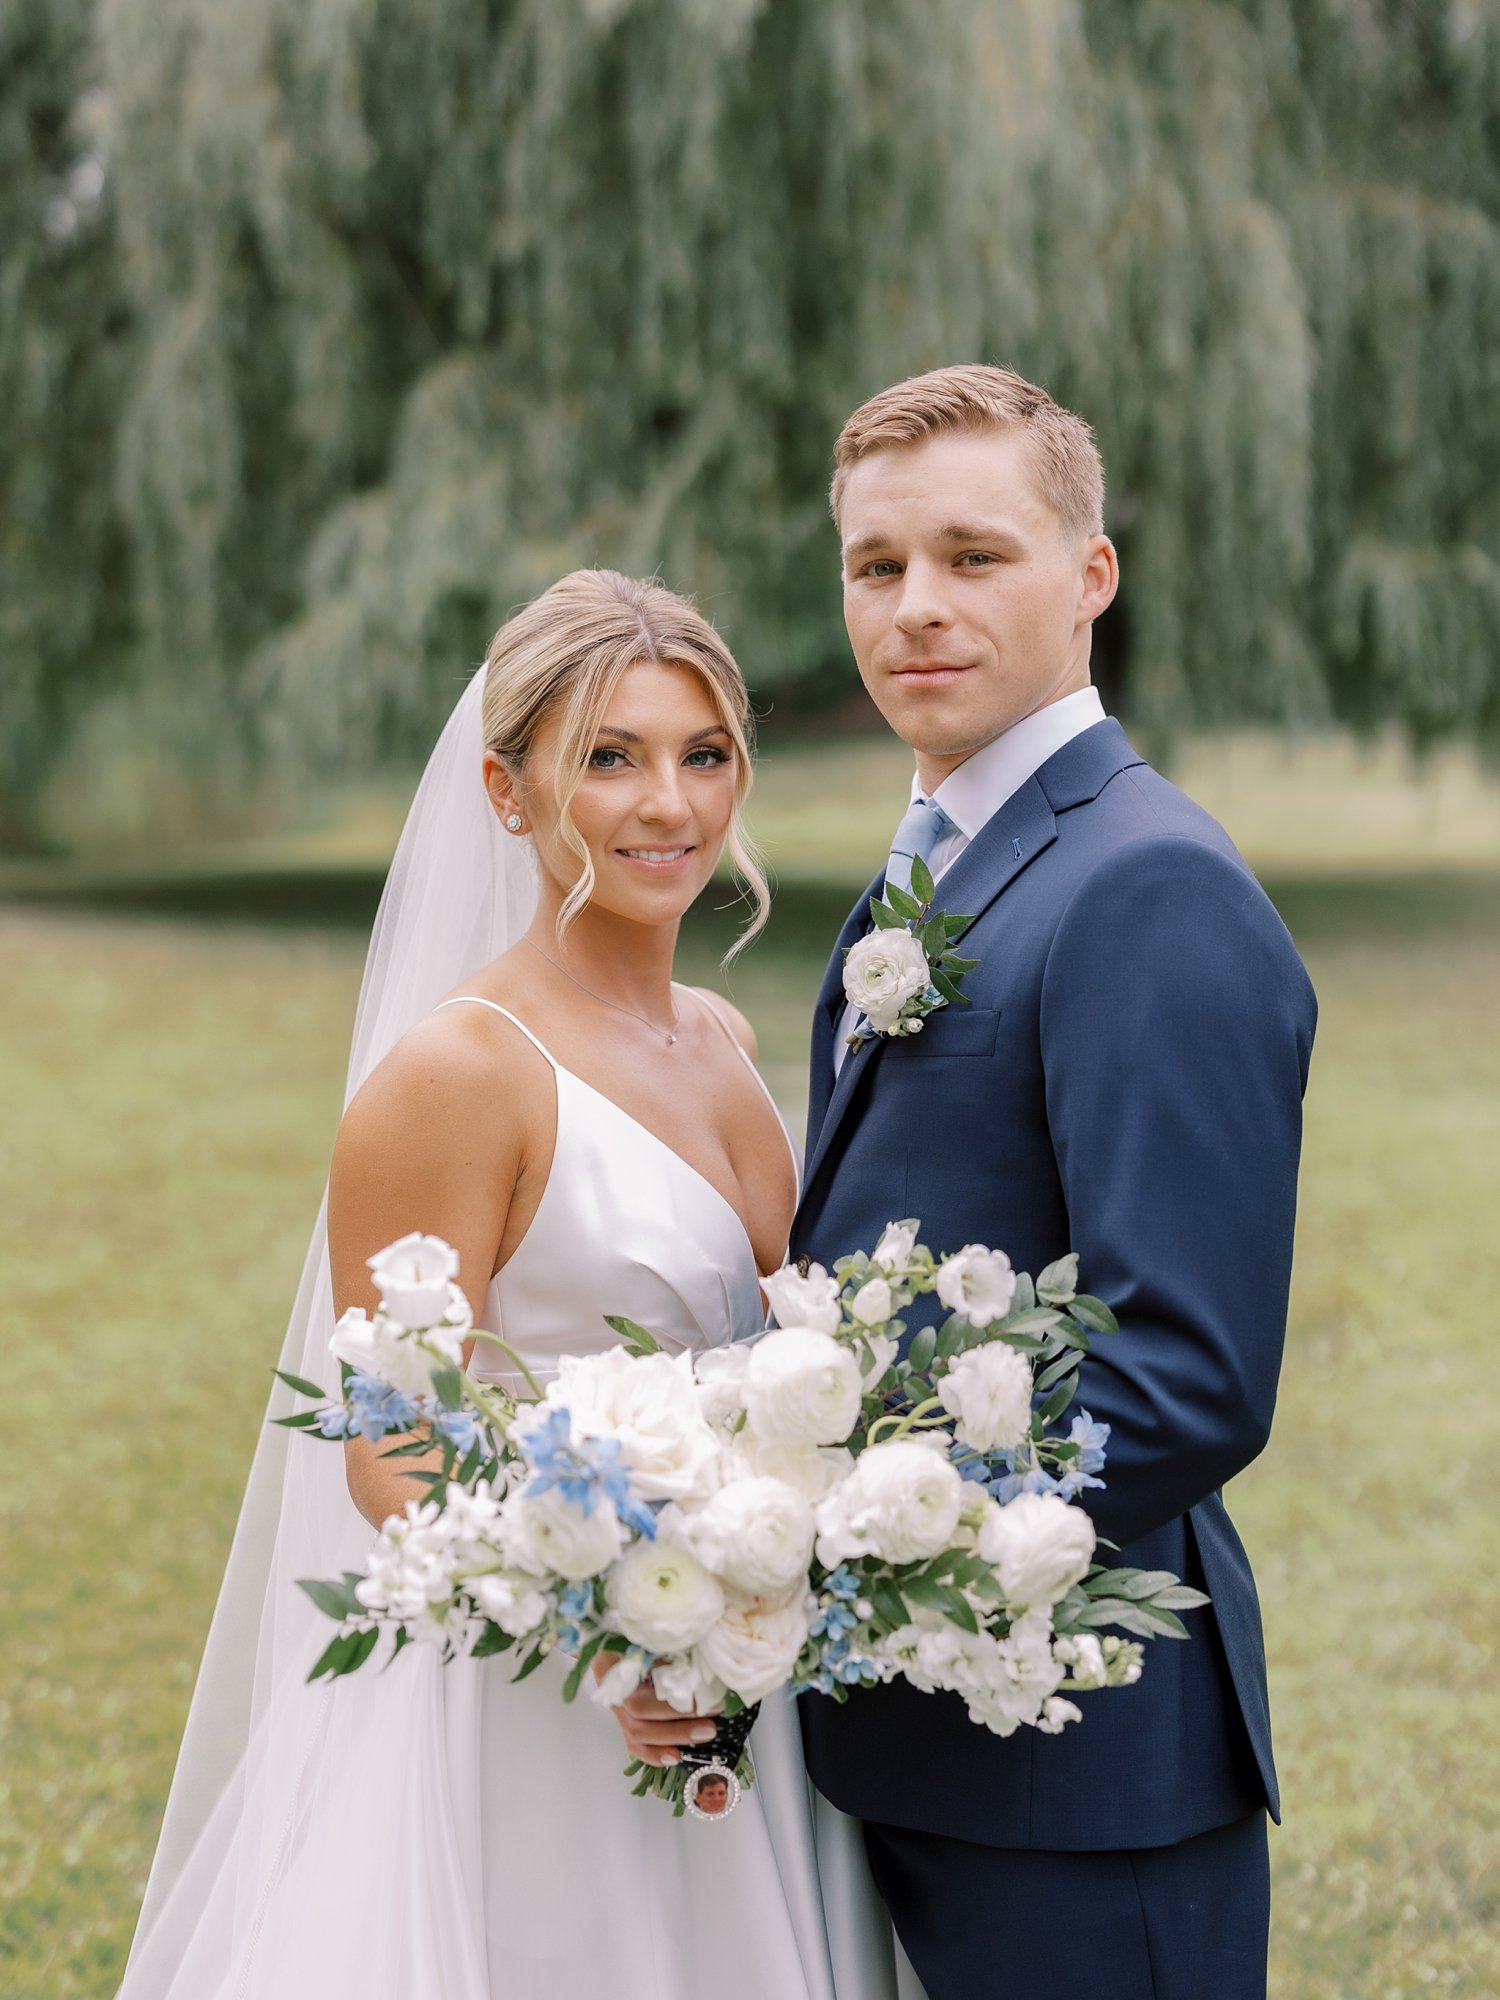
left=1075, top=535, right=1120, bottom=629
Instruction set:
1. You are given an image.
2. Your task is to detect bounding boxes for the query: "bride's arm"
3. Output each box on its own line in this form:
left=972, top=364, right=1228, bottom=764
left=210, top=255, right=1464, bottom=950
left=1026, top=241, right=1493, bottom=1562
left=327, top=1011, right=539, bottom=1530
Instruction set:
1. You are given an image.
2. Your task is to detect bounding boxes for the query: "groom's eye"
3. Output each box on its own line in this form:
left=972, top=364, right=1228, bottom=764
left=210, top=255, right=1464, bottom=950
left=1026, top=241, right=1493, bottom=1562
left=862, top=560, right=902, bottom=579
left=956, top=551, right=996, bottom=567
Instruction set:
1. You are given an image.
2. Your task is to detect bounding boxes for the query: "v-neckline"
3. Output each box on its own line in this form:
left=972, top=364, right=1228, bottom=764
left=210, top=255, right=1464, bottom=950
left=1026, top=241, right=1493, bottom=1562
left=555, top=1063, right=788, bottom=1281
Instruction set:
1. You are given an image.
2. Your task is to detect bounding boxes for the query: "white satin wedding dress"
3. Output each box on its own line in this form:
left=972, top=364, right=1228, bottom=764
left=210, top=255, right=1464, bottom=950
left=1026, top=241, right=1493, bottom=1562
left=120, top=991, right=910, bottom=2000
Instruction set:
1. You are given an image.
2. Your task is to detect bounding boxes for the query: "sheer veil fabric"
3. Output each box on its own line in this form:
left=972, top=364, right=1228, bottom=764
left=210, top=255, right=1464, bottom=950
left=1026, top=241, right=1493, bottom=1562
left=119, top=667, right=918, bottom=2000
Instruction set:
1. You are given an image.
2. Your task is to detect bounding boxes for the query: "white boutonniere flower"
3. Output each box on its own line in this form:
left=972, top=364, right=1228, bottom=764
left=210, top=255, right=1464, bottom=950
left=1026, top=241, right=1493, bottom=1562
left=843, top=853, right=978, bottom=1051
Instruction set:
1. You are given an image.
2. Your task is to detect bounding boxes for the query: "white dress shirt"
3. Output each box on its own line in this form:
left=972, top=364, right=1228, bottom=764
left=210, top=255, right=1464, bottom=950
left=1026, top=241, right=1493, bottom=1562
left=833, top=686, right=1107, bottom=1073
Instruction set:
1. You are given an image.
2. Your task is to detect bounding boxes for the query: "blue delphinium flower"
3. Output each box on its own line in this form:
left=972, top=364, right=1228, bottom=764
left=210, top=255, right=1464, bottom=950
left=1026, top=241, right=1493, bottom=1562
left=435, top=1408, right=484, bottom=1454
left=1055, top=1409, right=1110, bottom=1501
left=521, top=1406, right=657, bottom=1539
left=338, top=1370, right=425, bottom=1443
left=315, top=1404, right=353, bottom=1439
left=798, top=1566, right=882, bottom=1697
left=987, top=1453, right=1061, bottom=1505
left=556, top=1581, right=596, bottom=1653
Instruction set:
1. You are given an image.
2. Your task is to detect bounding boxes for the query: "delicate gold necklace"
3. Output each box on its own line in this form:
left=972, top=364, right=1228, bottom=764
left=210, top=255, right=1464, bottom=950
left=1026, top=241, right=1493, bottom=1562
left=521, top=935, right=682, bottom=1045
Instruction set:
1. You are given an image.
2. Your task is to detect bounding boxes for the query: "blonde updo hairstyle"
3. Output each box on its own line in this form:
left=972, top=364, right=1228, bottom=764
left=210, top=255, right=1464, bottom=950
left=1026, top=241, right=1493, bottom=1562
left=482, top=569, right=770, bottom=960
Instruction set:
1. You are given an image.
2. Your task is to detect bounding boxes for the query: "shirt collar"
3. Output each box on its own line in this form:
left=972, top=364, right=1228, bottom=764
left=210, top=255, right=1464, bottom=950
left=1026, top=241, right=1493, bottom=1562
left=912, top=686, right=1107, bottom=835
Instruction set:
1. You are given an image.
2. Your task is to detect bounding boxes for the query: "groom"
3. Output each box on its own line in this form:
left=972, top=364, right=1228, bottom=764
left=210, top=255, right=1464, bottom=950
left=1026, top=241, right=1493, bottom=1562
left=790, top=364, right=1317, bottom=2000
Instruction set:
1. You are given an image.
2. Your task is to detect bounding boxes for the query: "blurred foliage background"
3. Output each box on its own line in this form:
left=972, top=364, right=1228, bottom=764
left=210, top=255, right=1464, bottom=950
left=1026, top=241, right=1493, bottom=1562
left=5, top=0, right=1500, bottom=855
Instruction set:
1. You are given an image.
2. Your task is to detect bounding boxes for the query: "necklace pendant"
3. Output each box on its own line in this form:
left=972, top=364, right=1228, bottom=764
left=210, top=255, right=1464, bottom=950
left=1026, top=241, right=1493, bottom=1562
left=665, top=1031, right=677, bottom=1045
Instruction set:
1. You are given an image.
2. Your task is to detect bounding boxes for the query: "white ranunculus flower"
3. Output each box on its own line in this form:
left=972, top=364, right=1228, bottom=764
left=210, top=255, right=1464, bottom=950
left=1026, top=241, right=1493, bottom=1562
left=871, top=1220, right=919, bottom=1273
left=607, top=1539, right=725, bottom=1654
left=721, top=1431, right=855, bottom=1504
left=935, top=1244, right=1018, bottom=1327
left=542, top=1347, right=720, bottom=1501
left=693, top=1344, right=754, bottom=1429
left=501, top=1484, right=625, bottom=1582
left=592, top=1650, right=649, bottom=1708
left=745, top=1327, right=863, bottom=1446
left=978, top=1492, right=1096, bottom=1607
left=936, top=1340, right=1033, bottom=1454
left=842, top=930, right=930, bottom=1033
left=695, top=1585, right=816, bottom=1705
left=366, top=1232, right=463, bottom=1331
left=329, top=1304, right=465, bottom=1401
left=670, top=1477, right=817, bottom=1598
left=848, top=1276, right=893, bottom=1326
left=471, top=1569, right=551, bottom=1637
left=761, top=1262, right=842, bottom=1336
left=814, top=1439, right=964, bottom=1568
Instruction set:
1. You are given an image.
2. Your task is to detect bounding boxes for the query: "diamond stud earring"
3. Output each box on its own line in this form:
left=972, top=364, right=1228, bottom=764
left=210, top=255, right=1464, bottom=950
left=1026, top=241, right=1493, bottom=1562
left=505, top=814, right=524, bottom=833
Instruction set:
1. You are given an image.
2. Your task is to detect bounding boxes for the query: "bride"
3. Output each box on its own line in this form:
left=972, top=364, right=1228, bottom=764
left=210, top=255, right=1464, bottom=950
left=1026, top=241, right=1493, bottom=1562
left=118, top=570, right=905, bottom=1999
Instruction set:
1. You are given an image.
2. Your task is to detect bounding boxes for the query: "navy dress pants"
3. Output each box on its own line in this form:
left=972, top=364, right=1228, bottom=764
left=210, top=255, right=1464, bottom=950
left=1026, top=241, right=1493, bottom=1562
left=863, top=1811, right=1269, bottom=2000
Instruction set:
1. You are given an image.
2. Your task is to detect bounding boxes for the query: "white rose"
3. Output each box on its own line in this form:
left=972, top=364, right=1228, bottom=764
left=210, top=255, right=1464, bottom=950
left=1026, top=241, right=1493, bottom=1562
left=606, top=1539, right=725, bottom=1654
left=848, top=1276, right=893, bottom=1326
left=745, top=1327, right=862, bottom=1446
left=365, top=1232, right=463, bottom=1331
left=329, top=1304, right=465, bottom=1401
left=843, top=930, right=930, bottom=1033
left=543, top=1348, right=720, bottom=1501
left=762, top=1262, right=842, bottom=1336
left=471, top=1569, right=551, bottom=1637
left=695, top=1586, right=815, bottom=1705
left=935, top=1245, right=1018, bottom=1326
left=501, top=1484, right=625, bottom=1581
left=693, top=1344, right=754, bottom=1428
left=720, top=1430, right=854, bottom=1504
left=814, top=1439, right=964, bottom=1567
left=936, top=1341, right=1033, bottom=1453
left=670, top=1477, right=816, bottom=1598
left=871, top=1221, right=918, bottom=1273
left=978, top=1492, right=1096, bottom=1607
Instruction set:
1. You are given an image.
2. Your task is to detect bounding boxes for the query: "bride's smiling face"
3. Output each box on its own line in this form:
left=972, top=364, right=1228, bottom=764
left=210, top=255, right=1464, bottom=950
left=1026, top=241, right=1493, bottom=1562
left=492, top=659, right=739, bottom=926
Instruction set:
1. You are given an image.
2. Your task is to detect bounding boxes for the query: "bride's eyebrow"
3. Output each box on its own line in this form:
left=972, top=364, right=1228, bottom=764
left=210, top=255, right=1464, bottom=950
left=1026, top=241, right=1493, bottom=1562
left=594, top=725, right=731, bottom=745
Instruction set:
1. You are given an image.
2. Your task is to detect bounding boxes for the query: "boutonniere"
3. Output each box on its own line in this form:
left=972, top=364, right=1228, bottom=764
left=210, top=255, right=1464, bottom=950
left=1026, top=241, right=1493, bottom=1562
left=842, top=853, right=979, bottom=1052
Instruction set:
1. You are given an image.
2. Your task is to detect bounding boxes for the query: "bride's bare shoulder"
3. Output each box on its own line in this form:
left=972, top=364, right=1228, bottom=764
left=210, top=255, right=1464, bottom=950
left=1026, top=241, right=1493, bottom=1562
left=686, top=986, right=759, bottom=1060
left=335, top=995, right=553, bottom=1168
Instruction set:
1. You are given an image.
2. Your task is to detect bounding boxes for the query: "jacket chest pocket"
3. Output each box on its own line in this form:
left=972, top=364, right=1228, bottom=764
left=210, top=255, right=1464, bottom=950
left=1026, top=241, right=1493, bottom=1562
left=887, top=1007, right=1001, bottom=1058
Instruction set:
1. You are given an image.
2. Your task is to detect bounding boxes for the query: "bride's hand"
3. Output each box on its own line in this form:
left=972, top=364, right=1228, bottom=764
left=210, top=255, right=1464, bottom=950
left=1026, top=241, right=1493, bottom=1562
left=591, top=1654, right=722, bottom=1768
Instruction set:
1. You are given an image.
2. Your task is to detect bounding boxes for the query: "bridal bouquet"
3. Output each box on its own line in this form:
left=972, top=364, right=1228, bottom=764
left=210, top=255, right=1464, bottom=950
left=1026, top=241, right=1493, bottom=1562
left=278, top=1227, right=1206, bottom=1817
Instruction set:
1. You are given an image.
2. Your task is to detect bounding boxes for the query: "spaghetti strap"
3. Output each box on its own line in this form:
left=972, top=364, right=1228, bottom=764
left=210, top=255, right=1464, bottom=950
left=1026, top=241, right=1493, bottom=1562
left=684, top=988, right=803, bottom=1191
left=431, top=995, right=559, bottom=1070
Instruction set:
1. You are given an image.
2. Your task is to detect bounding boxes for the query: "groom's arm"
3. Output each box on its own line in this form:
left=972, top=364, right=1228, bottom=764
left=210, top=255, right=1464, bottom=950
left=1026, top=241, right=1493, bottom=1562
left=1038, top=833, right=1317, bottom=1549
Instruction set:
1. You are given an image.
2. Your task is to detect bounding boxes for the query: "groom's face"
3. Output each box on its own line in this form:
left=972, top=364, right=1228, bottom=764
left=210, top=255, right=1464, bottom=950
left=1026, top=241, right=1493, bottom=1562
left=839, top=429, right=1116, bottom=786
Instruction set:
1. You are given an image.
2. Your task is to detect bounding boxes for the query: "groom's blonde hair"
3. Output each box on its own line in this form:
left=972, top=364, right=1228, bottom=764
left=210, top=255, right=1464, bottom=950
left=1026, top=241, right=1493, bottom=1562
left=830, top=363, right=1105, bottom=539
left=482, top=569, right=769, bottom=958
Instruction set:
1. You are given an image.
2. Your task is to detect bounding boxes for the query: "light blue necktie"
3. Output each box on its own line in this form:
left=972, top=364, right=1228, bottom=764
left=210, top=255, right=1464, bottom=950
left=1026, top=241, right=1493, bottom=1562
left=882, top=794, right=954, bottom=903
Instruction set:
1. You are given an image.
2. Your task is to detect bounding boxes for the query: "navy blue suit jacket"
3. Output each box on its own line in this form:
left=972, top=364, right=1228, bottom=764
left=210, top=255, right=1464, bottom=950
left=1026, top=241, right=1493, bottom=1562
left=792, top=719, right=1317, bottom=1853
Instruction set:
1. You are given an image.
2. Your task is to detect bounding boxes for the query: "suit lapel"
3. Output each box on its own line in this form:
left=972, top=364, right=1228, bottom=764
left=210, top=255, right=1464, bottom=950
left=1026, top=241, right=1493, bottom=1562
left=796, top=720, right=1147, bottom=1219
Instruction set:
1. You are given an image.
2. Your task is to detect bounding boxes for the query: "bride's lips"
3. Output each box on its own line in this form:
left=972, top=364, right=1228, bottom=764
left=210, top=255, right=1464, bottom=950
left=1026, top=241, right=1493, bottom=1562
left=890, top=660, right=974, bottom=687
left=615, top=844, right=697, bottom=874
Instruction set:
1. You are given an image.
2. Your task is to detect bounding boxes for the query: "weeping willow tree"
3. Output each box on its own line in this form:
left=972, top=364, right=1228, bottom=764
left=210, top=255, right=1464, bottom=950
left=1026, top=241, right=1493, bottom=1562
left=4, top=0, right=1498, bottom=848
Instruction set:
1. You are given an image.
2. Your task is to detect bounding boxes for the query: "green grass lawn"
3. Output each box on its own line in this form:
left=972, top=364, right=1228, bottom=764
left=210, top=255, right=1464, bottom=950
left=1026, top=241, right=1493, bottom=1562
left=2, top=860, right=1498, bottom=1997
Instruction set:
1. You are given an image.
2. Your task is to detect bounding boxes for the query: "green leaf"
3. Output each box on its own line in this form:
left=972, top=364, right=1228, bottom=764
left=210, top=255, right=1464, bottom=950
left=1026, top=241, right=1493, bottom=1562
left=380, top=1437, right=436, bottom=1458
left=346, top=1625, right=381, bottom=1673
left=1033, top=1352, right=1079, bottom=1394
left=940, top=911, right=970, bottom=938
left=431, top=1364, right=464, bottom=1411
left=561, top=1631, right=613, bottom=1701
left=307, top=1630, right=361, bottom=1681
left=908, top=853, right=936, bottom=906
left=604, top=1314, right=662, bottom=1355
left=512, top=1641, right=551, bottom=1683
left=1003, top=1308, right=1065, bottom=1334
left=869, top=1579, right=910, bottom=1629
left=941, top=953, right=980, bottom=974
left=457, top=1439, right=484, bottom=1486
left=935, top=1317, right=966, bottom=1362
left=867, top=896, right=907, bottom=931
left=1037, top=1374, right=1078, bottom=1426
left=906, top=1325, right=937, bottom=1375
left=1009, top=1273, right=1037, bottom=1316
left=929, top=967, right=965, bottom=1006
left=1104, top=1568, right=1183, bottom=1601
left=274, top=1368, right=329, bottom=1400
left=1068, top=1295, right=1119, bottom=1335
left=271, top=1411, right=327, bottom=1431
left=1035, top=1254, right=1079, bottom=1305
left=1147, top=1586, right=1212, bottom=1612
left=471, top=1621, right=517, bottom=1659
left=884, top=881, right=924, bottom=922
left=901, top=1576, right=978, bottom=1633
left=297, top=1575, right=363, bottom=1621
